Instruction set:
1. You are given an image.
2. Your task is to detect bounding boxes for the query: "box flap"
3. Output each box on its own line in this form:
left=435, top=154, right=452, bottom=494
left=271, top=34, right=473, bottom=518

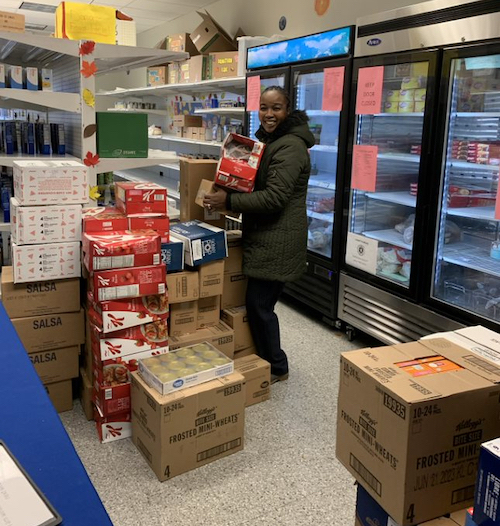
left=195, top=10, right=234, bottom=43
left=456, top=326, right=500, bottom=355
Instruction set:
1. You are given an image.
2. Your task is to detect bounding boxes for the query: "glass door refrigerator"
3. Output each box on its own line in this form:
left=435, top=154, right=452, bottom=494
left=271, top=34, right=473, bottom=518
left=244, top=27, right=354, bottom=323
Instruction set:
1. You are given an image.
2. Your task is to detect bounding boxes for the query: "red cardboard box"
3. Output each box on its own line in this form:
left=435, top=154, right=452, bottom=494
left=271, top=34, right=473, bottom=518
left=128, top=216, right=169, bottom=240
left=87, top=291, right=169, bottom=333
left=115, top=182, right=168, bottom=217
left=215, top=133, right=265, bottom=193
left=94, top=377, right=130, bottom=416
left=93, top=265, right=166, bottom=302
left=82, top=207, right=128, bottom=233
left=95, top=407, right=132, bottom=443
left=82, top=231, right=161, bottom=272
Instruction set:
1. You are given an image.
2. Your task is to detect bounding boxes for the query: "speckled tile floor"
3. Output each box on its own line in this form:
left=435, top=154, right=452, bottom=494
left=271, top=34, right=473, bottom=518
left=60, top=299, right=377, bottom=526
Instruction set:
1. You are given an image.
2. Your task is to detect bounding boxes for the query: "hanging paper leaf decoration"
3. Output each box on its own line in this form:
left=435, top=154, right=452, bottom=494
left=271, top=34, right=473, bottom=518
left=89, top=185, right=101, bottom=200
left=84, top=151, right=100, bottom=167
left=81, top=61, right=98, bottom=78
left=83, top=124, right=97, bottom=138
left=83, top=89, right=95, bottom=108
left=79, top=41, right=96, bottom=55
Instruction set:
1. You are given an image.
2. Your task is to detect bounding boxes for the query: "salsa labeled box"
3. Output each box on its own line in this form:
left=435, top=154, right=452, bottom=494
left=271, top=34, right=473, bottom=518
left=82, top=207, right=128, bottom=233
left=215, top=133, right=265, bottom=193
left=115, top=182, right=168, bottom=217
left=82, top=231, right=161, bottom=272
left=170, top=220, right=227, bottom=267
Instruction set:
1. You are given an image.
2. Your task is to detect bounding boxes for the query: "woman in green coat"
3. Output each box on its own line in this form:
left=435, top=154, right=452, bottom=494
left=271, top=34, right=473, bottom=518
left=204, top=86, right=315, bottom=383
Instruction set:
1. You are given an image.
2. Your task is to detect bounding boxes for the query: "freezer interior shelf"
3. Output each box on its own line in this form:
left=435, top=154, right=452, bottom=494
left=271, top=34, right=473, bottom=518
left=442, top=242, right=500, bottom=278
left=370, top=112, right=424, bottom=118
left=310, top=145, right=338, bottom=153
left=446, top=206, right=497, bottom=220
left=378, top=270, right=409, bottom=284
left=307, top=210, right=334, bottom=222
left=377, top=153, right=421, bottom=163
left=305, top=110, right=340, bottom=117
left=366, top=191, right=416, bottom=207
left=309, top=172, right=336, bottom=190
left=363, top=229, right=413, bottom=251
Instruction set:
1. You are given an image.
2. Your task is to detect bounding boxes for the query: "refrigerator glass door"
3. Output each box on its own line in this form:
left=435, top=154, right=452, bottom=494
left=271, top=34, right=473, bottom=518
left=346, top=61, right=429, bottom=288
left=432, top=54, right=500, bottom=323
left=294, top=68, right=340, bottom=258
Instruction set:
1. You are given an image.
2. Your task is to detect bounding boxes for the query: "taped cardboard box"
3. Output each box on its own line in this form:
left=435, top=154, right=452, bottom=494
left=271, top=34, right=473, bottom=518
left=199, top=260, right=224, bottom=298
left=11, top=309, right=84, bottom=353
left=473, top=438, right=500, bottom=526
left=235, top=355, right=270, bottom=407
left=45, top=379, right=73, bottom=413
left=80, top=368, right=94, bottom=421
left=209, top=51, right=238, bottom=79
left=221, top=306, right=253, bottom=351
left=147, top=66, right=167, bottom=87
left=29, top=345, right=79, bottom=385
left=166, top=269, right=199, bottom=303
left=197, top=295, right=221, bottom=329
left=169, top=320, right=234, bottom=358
left=195, top=179, right=230, bottom=220
left=131, top=371, right=245, bottom=481
left=1, top=266, right=80, bottom=318
left=169, top=301, right=198, bottom=337
left=336, top=338, right=500, bottom=525
left=224, top=230, right=243, bottom=273
left=166, top=33, right=199, bottom=55
left=234, top=346, right=257, bottom=360
left=222, top=272, right=248, bottom=310
left=178, top=56, right=209, bottom=84
left=0, top=10, right=24, bottom=33
left=190, top=10, right=238, bottom=54
left=173, top=115, right=203, bottom=128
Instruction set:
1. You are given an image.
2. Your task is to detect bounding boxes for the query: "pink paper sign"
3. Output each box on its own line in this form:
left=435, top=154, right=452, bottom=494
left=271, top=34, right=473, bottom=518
left=496, top=173, right=500, bottom=220
left=322, top=66, right=345, bottom=112
left=352, top=145, right=378, bottom=192
left=356, top=66, right=384, bottom=115
left=246, top=75, right=261, bottom=112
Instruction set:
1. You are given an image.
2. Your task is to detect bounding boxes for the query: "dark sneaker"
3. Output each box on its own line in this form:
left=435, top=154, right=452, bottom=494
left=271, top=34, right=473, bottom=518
left=271, top=373, right=289, bottom=384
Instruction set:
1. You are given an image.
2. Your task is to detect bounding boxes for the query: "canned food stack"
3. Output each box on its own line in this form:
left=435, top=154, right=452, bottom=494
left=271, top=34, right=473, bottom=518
left=1, top=160, right=88, bottom=412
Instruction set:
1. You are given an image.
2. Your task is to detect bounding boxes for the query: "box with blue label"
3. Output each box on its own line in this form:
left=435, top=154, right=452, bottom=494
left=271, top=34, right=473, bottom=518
left=170, top=220, right=227, bottom=267
left=8, top=65, right=22, bottom=89
left=161, top=238, right=184, bottom=273
left=473, top=438, right=500, bottom=526
left=467, top=509, right=479, bottom=526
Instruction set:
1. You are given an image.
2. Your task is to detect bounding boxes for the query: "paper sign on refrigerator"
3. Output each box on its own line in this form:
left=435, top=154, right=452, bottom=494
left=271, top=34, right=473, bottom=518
left=346, top=233, right=378, bottom=276
left=351, top=145, right=378, bottom=192
left=246, top=75, right=261, bottom=112
left=356, top=66, right=384, bottom=114
left=322, top=66, right=345, bottom=112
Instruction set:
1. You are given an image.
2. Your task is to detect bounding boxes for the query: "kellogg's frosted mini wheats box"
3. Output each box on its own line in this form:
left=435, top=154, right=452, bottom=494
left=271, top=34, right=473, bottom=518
left=115, top=182, right=168, bottom=217
left=215, top=133, right=265, bottom=193
left=170, top=220, right=228, bottom=267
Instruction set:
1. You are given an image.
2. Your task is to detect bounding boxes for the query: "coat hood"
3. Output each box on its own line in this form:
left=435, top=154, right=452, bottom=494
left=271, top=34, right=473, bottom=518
left=256, top=110, right=316, bottom=149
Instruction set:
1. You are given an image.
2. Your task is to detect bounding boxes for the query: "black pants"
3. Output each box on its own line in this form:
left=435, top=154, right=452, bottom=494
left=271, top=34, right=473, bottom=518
left=246, top=277, right=288, bottom=376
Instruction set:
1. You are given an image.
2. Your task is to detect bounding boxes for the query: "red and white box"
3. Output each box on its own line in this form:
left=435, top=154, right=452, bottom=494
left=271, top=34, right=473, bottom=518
left=12, top=241, right=80, bottom=283
left=82, top=231, right=161, bottom=272
left=91, top=319, right=169, bottom=360
left=128, top=216, right=169, bottom=241
left=87, top=291, right=169, bottom=333
left=115, top=182, right=168, bottom=217
left=13, top=160, right=88, bottom=205
left=215, top=133, right=265, bottom=193
left=82, top=207, right=128, bottom=233
left=93, top=377, right=131, bottom=417
left=94, top=406, right=132, bottom=443
left=11, top=198, right=82, bottom=245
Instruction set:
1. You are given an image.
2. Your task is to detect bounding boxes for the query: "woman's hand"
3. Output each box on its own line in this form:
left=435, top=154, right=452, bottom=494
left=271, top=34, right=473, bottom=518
left=203, top=187, right=228, bottom=211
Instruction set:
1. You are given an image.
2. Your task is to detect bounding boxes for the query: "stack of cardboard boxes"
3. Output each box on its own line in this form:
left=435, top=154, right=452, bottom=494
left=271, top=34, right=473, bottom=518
left=1, top=160, right=88, bottom=412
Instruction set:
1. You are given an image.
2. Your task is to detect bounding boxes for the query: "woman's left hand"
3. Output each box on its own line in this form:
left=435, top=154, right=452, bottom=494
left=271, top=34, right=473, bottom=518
left=203, top=187, right=228, bottom=211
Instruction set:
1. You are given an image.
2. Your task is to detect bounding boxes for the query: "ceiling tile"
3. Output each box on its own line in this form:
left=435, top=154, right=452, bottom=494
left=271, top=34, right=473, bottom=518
left=125, top=0, right=191, bottom=15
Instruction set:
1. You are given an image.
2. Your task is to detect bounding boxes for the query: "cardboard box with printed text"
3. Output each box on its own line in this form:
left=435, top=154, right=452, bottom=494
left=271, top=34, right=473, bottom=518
left=169, top=320, right=234, bottom=358
left=235, top=354, right=270, bottom=406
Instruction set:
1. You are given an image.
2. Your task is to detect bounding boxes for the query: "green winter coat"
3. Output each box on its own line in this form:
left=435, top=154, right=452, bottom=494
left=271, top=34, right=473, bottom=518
left=227, top=110, right=315, bottom=282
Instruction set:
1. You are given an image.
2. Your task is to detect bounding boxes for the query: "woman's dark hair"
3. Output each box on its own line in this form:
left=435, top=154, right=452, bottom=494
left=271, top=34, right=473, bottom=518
left=261, top=85, right=291, bottom=110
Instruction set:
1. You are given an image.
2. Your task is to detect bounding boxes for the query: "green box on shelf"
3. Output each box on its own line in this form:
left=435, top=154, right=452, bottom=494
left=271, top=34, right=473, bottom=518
left=96, top=112, right=148, bottom=158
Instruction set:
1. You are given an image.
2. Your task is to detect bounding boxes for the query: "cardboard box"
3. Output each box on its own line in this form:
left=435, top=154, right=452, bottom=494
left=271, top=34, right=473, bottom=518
left=40, top=68, right=52, bottom=91
left=1, top=267, right=80, bottom=318
left=209, top=51, right=239, bottom=79
left=87, top=291, right=169, bottom=334
left=222, top=272, right=248, bottom=310
left=168, top=63, right=179, bottom=84
left=221, top=306, right=253, bottom=351
left=29, top=345, right=79, bottom=385
left=190, top=10, right=237, bottom=54
left=0, top=10, right=24, bottom=33
left=161, top=238, right=185, bottom=273
left=95, top=408, right=132, bottom=443
left=11, top=309, right=84, bottom=353
left=128, top=216, right=169, bottom=240
left=82, top=231, right=161, bottom=272
left=170, top=220, right=228, bottom=267
left=173, top=115, right=203, bottom=128
left=45, top=379, right=73, bottom=413
left=94, top=377, right=130, bottom=417
left=215, top=133, right=265, bottom=193
left=97, top=112, right=148, bottom=158
left=166, top=33, right=199, bottom=55
left=195, top=178, right=230, bottom=220
left=25, top=67, right=38, bottom=91
left=225, top=230, right=243, bottom=273
left=178, top=56, right=208, bottom=84
left=169, top=320, right=234, bottom=358
left=55, top=2, right=116, bottom=44
left=13, top=160, right=88, bottom=205
left=92, top=265, right=166, bottom=303
left=147, top=66, right=167, bottom=87
left=80, top=368, right=94, bottom=421
left=8, top=65, right=22, bottom=89
left=197, top=295, right=221, bottom=328
left=82, top=207, right=128, bottom=233
left=199, top=260, right=224, bottom=298
left=235, top=354, right=270, bottom=407
left=12, top=241, right=81, bottom=284
left=234, top=346, right=257, bottom=360
left=115, top=181, right=168, bottom=217
left=131, top=370, right=245, bottom=480
left=11, top=199, right=82, bottom=245
left=169, top=301, right=198, bottom=336
left=473, top=438, right=500, bottom=526
left=336, top=338, right=500, bottom=525
left=166, top=269, right=199, bottom=303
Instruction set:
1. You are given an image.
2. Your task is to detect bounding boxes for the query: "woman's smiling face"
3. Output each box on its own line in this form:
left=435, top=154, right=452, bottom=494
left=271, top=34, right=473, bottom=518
left=259, top=89, right=289, bottom=133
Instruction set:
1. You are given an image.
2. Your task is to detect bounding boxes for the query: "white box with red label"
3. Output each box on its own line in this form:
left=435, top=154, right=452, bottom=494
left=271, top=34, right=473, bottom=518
left=13, top=160, right=88, bottom=205
left=82, top=231, right=161, bottom=272
left=11, top=198, right=82, bottom=245
left=87, top=291, right=169, bottom=333
left=215, top=133, right=265, bottom=193
left=115, top=182, right=168, bottom=217
left=128, top=216, right=169, bottom=241
left=92, top=265, right=166, bottom=302
left=82, top=207, right=128, bottom=233
left=12, top=241, right=80, bottom=283
left=95, top=406, right=132, bottom=443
